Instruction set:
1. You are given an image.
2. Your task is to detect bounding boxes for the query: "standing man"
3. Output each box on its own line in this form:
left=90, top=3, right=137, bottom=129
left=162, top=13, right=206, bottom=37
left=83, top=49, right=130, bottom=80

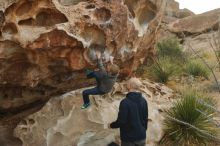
left=109, top=78, right=148, bottom=146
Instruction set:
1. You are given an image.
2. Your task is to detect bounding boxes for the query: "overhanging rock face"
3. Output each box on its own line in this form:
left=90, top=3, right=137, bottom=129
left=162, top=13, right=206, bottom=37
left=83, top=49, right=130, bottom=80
left=0, top=0, right=164, bottom=112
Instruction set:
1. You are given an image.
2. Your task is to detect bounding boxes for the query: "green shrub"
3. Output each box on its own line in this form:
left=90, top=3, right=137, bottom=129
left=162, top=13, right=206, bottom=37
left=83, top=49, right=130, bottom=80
left=184, top=60, right=210, bottom=79
left=160, top=91, right=220, bottom=146
left=138, top=38, right=187, bottom=79
left=156, top=38, right=186, bottom=62
left=150, top=58, right=181, bottom=83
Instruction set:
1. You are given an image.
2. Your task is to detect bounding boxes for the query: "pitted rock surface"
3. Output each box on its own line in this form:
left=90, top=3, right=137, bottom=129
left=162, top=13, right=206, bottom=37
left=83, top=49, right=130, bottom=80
left=14, top=78, right=174, bottom=146
left=0, top=0, right=167, bottom=112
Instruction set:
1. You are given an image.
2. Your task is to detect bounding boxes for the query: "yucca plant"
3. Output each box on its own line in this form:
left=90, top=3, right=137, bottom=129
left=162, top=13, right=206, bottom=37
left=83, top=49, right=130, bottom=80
left=160, top=91, right=220, bottom=146
left=150, top=58, right=181, bottom=83
left=156, top=38, right=187, bottom=62
left=184, top=60, right=210, bottom=79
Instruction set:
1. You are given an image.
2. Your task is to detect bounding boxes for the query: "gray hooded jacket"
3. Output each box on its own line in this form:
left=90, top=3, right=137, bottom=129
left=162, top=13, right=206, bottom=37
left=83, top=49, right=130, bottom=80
left=87, top=59, right=117, bottom=93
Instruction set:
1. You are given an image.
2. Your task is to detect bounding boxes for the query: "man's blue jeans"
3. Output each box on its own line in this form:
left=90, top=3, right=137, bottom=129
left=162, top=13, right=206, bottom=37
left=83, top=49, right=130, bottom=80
left=82, top=87, right=104, bottom=104
left=121, top=139, right=146, bottom=146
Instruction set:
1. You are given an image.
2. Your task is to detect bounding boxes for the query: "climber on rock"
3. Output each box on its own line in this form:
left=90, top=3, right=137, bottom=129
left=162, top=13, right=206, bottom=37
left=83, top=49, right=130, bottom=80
left=109, top=78, right=148, bottom=146
left=81, top=51, right=119, bottom=109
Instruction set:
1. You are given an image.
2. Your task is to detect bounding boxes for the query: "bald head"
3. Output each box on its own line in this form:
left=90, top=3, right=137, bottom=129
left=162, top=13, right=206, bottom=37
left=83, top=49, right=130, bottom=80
left=126, top=77, right=142, bottom=91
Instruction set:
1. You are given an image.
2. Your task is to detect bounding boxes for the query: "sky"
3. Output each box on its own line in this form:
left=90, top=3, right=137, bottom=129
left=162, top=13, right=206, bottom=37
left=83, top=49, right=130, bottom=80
left=175, top=0, right=220, bottom=14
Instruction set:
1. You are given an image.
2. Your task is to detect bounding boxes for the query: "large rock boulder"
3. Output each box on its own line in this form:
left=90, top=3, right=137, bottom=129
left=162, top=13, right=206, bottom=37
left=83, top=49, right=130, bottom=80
left=168, top=9, right=220, bottom=34
left=14, top=78, right=174, bottom=146
left=164, top=0, right=179, bottom=17
left=182, top=31, right=219, bottom=52
left=0, top=0, right=167, bottom=112
left=175, top=8, right=195, bottom=18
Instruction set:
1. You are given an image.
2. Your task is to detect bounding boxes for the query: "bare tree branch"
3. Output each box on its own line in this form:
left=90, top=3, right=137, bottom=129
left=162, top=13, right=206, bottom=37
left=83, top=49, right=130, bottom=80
left=207, top=32, right=220, bottom=71
left=197, top=98, right=220, bottom=115
left=187, top=43, right=220, bottom=93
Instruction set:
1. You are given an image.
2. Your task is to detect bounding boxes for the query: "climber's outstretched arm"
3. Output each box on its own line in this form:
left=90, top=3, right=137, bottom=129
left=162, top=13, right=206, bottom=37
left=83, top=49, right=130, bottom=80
left=84, top=69, right=96, bottom=79
left=97, top=59, right=105, bottom=71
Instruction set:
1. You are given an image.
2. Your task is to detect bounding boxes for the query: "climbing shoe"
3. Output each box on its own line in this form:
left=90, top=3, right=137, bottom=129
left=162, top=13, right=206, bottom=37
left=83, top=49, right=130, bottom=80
left=81, top=103, right=91, bottom=109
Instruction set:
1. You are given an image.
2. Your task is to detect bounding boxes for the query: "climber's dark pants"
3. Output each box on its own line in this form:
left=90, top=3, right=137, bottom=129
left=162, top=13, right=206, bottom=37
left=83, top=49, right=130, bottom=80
left=82, top=87, right=104, bottom=104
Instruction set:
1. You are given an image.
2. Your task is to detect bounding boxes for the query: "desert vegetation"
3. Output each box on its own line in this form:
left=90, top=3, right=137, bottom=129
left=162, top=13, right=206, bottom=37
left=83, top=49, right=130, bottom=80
left=137, top=37, right=212, bottom=83
left=184, top=60, right=210, bottom=79
left=160, top=90, right=220, bottom=146
left=136, top=35, right=220, bottom=146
